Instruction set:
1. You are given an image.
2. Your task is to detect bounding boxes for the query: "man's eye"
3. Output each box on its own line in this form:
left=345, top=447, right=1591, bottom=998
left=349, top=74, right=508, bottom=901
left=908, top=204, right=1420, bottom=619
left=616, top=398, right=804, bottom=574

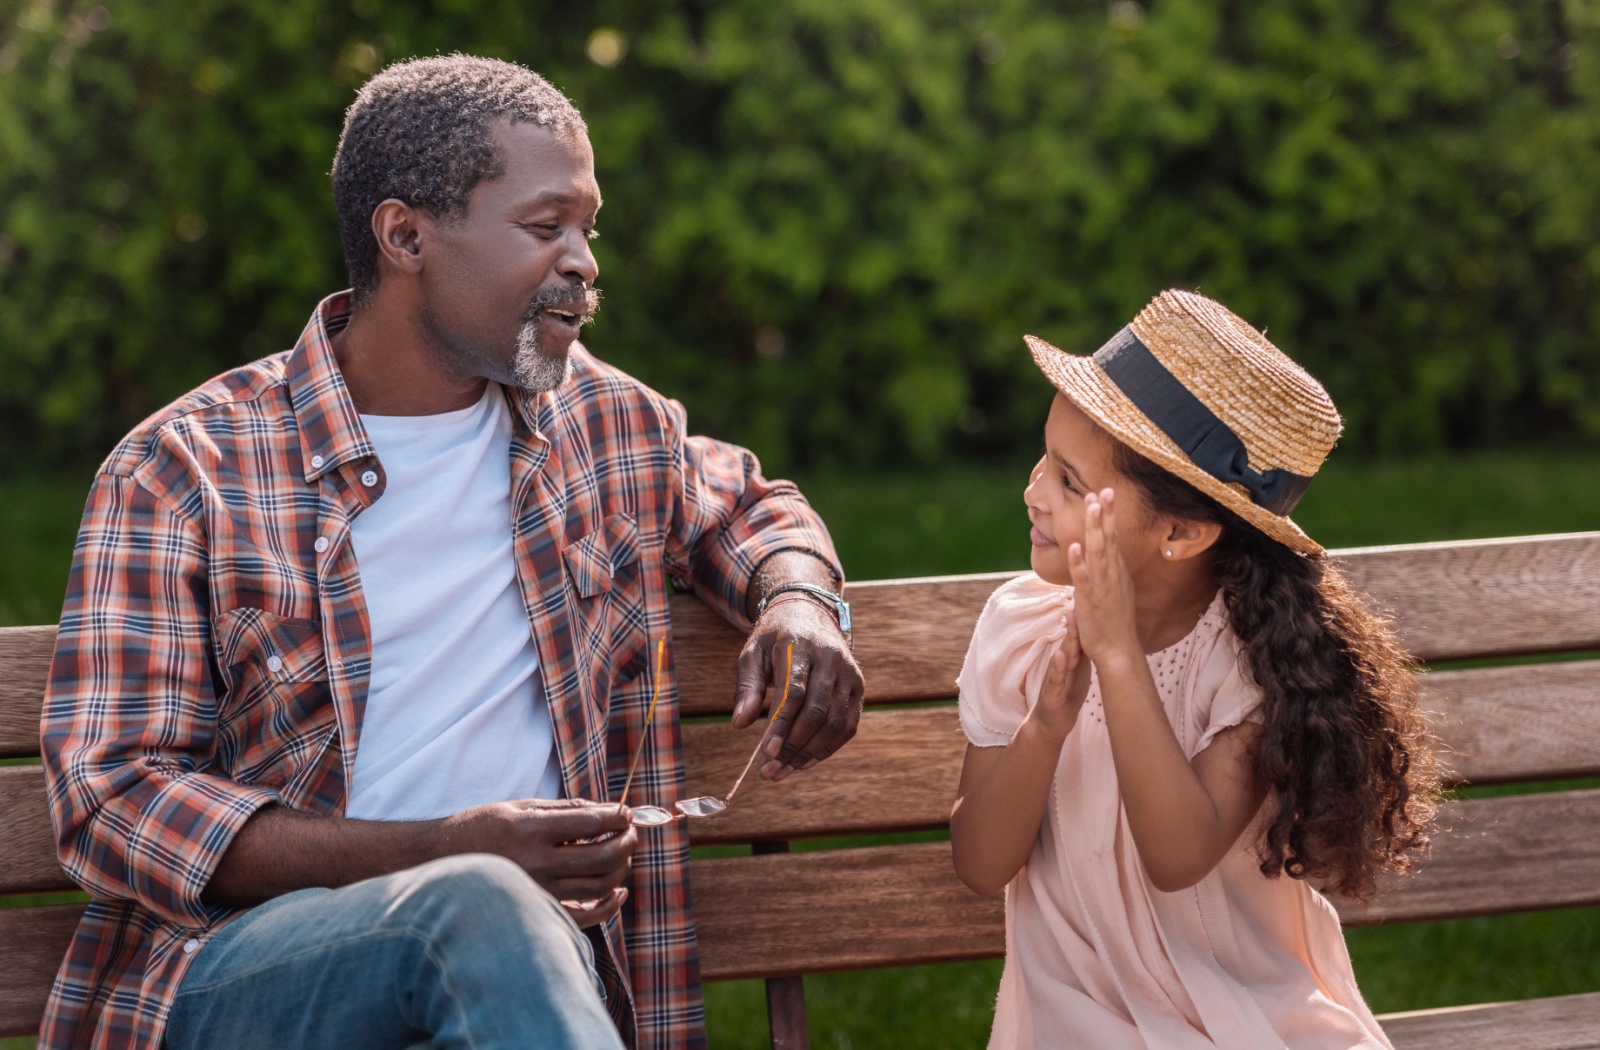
left=585, top=228, right=600, bottom=241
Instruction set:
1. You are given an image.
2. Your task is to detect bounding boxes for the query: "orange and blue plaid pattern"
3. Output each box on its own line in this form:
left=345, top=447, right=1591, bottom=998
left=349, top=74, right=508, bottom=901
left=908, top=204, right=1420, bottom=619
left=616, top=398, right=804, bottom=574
left=39, top=291, right=840, bottom=1050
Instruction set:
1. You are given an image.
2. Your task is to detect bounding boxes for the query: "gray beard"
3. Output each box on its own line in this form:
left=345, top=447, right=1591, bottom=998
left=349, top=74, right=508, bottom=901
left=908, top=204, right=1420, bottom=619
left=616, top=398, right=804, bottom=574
left=511, top=318, right=571, bottom=393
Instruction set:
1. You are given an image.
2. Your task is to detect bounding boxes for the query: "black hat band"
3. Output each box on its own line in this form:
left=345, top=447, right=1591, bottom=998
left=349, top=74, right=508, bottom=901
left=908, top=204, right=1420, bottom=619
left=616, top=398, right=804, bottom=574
left=1094, top=327, right=1313, bottom=516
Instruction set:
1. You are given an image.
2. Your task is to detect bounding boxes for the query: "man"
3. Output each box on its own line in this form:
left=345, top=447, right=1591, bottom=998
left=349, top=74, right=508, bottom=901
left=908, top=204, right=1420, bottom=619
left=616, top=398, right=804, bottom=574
left=41, top=56, right=862, bottom=1050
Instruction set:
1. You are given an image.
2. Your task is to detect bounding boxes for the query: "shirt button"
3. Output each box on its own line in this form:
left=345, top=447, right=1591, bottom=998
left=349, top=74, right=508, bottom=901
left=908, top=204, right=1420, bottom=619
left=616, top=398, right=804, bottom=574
left=310, top=454, right=324, bottom=469
left=183, top=939, right=199, bottom=954
left=314, top=536, right=330, bottom=553
left=266, top=654, right=283, bottom=673
left=361, top=470, right=379, bottom=487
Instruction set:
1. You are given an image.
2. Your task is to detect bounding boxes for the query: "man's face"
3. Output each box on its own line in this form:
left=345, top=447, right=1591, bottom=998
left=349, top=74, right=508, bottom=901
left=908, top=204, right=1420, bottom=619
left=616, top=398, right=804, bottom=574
left=415, top=118, right=602, bottom=391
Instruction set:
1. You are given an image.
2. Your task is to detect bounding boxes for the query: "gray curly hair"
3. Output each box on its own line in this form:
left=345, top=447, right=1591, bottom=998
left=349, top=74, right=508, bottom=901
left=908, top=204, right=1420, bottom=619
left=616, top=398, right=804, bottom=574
left=331, top=55, right=587, bottom=304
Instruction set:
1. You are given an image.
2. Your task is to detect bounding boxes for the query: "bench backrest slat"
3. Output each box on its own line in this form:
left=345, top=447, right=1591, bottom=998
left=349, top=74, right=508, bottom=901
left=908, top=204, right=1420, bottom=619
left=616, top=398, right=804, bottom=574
left=0, top=625, right=53, bottom=759
left=1333, top=532, right=1600, bottom=662
left=1424, top=660, right=1600, bottom=784
left=680, top=658, right=1600, bottom=842
left=691, top=787, right=1600, bottom=982
left=1336, top=789, right=1600, bottom=926
left=692, top=841, right=1004, bottom=981
left=0, top=767, right=65, bottom=895
left=0, top=904, right=81, bottom=1039
left=690, top=788, right=1600, bottom=982
left=674, top=533, right=1600, bottom=715
left=679, top=707, right=962, bottom=844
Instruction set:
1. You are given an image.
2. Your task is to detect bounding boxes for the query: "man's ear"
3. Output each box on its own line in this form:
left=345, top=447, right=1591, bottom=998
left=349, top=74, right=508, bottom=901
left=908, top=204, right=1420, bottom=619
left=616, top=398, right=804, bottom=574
left=370, top=198, right=426, bottom=279
left=1163, top=517, right=1223, bottom=561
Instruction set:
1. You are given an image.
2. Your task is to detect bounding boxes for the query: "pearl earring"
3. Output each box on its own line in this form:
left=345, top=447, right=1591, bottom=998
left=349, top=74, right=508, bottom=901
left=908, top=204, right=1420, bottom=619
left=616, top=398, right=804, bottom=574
left=1164, top=549, right=1173, bottom=558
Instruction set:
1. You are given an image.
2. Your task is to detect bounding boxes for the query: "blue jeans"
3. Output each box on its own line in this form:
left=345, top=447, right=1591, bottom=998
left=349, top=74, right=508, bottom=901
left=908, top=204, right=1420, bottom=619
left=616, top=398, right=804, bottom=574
left=164, top=854, right=625, bottom=1050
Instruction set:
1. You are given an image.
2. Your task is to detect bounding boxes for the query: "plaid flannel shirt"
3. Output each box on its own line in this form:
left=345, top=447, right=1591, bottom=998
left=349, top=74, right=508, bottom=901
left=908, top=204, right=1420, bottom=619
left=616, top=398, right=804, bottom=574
left=39, top=291, right=840, bottom=1050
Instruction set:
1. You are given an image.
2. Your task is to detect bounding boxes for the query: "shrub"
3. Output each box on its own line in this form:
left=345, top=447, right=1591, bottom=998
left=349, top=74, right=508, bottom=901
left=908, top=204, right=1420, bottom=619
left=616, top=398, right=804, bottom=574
left=2, top=0, right=1598, bottom=471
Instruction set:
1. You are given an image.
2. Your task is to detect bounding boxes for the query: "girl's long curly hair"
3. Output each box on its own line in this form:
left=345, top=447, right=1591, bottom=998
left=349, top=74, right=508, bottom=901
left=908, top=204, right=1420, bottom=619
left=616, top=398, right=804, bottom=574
left=1113, top=442, right=1440, bottom=899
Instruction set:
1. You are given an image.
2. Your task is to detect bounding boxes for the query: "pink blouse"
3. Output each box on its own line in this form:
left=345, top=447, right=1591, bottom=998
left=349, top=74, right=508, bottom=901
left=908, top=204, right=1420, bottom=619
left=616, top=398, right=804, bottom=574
left=957, top=573, right=1392, bottom=1050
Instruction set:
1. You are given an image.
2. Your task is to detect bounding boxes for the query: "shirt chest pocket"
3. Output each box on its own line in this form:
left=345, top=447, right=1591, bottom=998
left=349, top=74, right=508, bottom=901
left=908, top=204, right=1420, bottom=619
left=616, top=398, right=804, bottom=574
left=563, top=513, right=651, bottom=689
left=212, top=607, right=337, bottom=788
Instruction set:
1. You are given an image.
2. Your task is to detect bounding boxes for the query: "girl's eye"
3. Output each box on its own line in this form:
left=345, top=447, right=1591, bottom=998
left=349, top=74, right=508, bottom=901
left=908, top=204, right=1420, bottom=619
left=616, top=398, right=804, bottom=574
left=1060, top=473, right=1079, bottom=494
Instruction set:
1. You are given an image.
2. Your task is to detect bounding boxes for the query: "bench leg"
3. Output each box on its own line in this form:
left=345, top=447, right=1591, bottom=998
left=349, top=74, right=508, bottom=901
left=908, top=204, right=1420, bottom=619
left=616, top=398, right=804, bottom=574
left=753, top=841, right=810, bottom=1050
left=765, top=975, right=809, bottom=1050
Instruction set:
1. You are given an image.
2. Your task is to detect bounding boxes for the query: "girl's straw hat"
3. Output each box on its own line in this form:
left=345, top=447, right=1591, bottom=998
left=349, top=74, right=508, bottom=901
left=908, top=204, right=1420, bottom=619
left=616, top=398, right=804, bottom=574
left=1026, top=290, right=1341, bottom=555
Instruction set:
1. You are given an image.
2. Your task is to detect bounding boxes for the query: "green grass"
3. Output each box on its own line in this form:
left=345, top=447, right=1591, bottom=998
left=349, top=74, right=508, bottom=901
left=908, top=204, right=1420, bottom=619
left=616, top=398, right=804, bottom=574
left=795, top=448, right=1600, bottom=581
left=2, top=448, right=1597, bottom=1048
left=0, top=473, right=93, bottom=627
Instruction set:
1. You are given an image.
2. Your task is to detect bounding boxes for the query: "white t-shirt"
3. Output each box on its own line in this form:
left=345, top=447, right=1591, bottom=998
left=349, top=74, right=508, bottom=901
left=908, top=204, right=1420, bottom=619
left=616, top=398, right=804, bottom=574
left=345, top=383, right=563, bottom=820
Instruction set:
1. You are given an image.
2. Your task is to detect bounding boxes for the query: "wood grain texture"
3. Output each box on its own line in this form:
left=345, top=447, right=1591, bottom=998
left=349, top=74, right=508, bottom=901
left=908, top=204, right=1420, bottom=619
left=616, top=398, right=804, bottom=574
left=1334, top=532, right=1600, bottom=663
left=1380, top=992, right=1600, bottom=1050
left=692, top=841, right=1004, bottom=982
left=671, top=573, right=1010, bottom=715
left=766, top=976, right=809, bottom=1050
left=0, top=903, right=81, bottom=1038
left=693, top=789, right=1600, bottom=980
left=679, top=706, right=964, bottom=845
left=1426, top=661, right=1600, bottom=785
left=0, top=766, right=70, bottom=895
left=0, top=625, right=52, bottom=758
left=1338, top=789, right=1600, bottom=926
left=671, top=533, right=1600, bottom=713
left=675, top=657, right=1598, bottom=846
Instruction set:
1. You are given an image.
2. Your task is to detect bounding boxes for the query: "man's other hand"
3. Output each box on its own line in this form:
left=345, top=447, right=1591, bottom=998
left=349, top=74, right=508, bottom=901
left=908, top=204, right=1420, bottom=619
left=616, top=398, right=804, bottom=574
left=733, top=593, right=865, bottom=782
left=437, top=799, right=637, bottom=927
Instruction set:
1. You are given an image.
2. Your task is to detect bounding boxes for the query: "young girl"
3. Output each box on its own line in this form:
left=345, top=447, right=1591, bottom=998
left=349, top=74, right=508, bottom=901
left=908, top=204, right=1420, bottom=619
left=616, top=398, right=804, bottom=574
left=950, top=290, right=1438, bottom=1049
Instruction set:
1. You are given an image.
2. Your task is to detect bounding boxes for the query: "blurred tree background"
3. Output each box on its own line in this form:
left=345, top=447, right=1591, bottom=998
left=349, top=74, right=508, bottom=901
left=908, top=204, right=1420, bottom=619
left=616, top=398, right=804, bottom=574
left=3, top=0, right=1600, bottom=474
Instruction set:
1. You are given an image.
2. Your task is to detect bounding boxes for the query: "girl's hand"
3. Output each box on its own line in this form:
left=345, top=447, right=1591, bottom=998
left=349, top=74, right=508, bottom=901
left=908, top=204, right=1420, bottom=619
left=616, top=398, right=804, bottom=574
left=1067, top=489, right=1143, bottom=669
left=1027, top=613, right=1089, bottom=740
left=952, top=606, right=1088, bottom=895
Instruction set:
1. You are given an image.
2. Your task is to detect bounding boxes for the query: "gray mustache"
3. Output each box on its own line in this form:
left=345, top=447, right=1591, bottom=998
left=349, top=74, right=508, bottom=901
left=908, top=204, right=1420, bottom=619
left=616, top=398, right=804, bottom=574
left=524, top=286, right=602, bottom=325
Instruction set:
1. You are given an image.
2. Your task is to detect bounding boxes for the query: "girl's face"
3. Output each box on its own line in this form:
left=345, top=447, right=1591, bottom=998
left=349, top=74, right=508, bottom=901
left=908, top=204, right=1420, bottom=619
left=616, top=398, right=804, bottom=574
left=1024, top=393, right=1164, bottom=586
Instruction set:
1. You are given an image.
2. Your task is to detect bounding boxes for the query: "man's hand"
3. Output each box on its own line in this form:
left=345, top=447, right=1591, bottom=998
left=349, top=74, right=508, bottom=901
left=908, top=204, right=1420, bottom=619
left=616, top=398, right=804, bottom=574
left=437, top=799, right=638, bottom=927
left=733, top=561, right=865, bottom=781
left=205, top=798, right=638, bottom=929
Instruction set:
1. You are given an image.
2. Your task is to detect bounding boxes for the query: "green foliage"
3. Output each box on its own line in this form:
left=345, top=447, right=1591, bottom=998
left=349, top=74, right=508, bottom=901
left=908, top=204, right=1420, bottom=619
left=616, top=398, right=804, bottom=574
left=3, top=0, right=1600, bottom=471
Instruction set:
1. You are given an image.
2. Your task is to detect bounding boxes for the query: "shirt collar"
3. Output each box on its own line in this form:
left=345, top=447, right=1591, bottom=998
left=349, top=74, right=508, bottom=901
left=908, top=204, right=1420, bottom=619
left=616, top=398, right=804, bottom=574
left=286, top=291, right=565, bottom=480
left=286, top=291, right=376, bottom=484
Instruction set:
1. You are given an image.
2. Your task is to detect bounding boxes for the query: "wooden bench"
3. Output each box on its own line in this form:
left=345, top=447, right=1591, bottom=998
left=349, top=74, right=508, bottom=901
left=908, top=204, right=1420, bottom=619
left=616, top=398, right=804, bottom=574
left=4, top=531, right=1600, bottom=1048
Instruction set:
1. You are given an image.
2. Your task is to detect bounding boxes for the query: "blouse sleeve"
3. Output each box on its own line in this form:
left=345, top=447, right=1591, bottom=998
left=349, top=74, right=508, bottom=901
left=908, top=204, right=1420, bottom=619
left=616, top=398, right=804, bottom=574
left=1188, top=628, right=1267, bottom=758
left=957, top=574, right=1072, bottom=747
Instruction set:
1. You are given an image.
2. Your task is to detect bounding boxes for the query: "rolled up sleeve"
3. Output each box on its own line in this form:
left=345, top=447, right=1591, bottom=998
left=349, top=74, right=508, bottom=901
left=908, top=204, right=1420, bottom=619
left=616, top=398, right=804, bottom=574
left=661, top=400, right=842, bottom=630
left=41, top=472, right=277, bottom=930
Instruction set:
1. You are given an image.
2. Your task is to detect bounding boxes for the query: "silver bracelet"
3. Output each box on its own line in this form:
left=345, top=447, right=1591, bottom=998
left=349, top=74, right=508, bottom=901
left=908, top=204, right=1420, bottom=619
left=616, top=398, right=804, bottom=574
left=756, top=582, right=853, bottom=646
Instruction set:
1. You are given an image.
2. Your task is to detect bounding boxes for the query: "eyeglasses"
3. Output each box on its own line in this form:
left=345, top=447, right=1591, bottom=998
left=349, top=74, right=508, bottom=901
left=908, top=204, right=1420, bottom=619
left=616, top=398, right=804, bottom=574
left=621, top=640, right=796, bottom=828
